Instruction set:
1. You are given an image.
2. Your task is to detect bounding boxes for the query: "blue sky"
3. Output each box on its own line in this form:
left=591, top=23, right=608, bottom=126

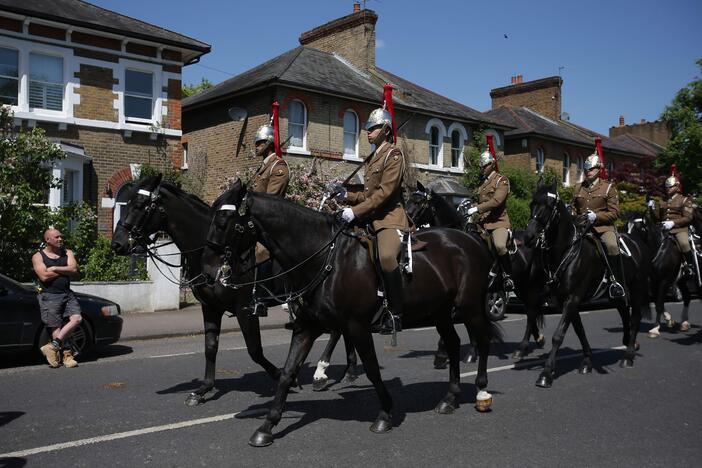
left=93, top=0, right=701, bottom=134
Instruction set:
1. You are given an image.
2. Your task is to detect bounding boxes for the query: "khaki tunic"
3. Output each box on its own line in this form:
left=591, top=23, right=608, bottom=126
left=250, top=154, right=290, bottom=196
left=346, top=142, right=408, bottom=232
left=651, top=194, right=694, bottom=234
left=572, top=178, right=619, bottom=234
left=476, top=170, right=511, bottom=230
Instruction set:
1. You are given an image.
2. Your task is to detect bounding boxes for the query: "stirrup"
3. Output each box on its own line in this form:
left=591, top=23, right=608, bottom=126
left=379, top=314, right=402, bottom=335
left=248, top=302, right=268, bottom=317
left=608, top=281, right=625, bottom=299
left=503, top=276, right=514, bottom=292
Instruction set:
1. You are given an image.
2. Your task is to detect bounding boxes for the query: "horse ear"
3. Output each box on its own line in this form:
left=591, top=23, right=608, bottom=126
left=417, top=180, right=426, bottom=192
left=154, top=173, right=163, bottom=187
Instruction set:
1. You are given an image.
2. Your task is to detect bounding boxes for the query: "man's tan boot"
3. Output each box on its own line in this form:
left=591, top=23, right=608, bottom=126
left=40, top=343, right=61, bottom=368
left=62, top=349, right=78, bottom=368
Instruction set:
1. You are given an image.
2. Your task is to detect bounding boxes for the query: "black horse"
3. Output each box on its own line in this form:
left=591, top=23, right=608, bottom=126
left=201, top=184, right=500, bottom=446
left=406, top=182, right=545, bottom=365
left=524, top=181, right=651, bottom=387
left=111, top=175, right=282, bottom=405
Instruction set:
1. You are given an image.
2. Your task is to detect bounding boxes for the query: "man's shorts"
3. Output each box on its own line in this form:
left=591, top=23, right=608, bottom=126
left=37, top=291, right=81, bottom=328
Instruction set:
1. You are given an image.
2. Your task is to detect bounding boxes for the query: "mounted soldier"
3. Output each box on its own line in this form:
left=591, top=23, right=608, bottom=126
left=464, top=135, right=514, bottom=292
left=571, top=138, right=626, bottom=303
left=334, top=84, right=408, bottom=334
left=248, top=102, right=290, bottom=317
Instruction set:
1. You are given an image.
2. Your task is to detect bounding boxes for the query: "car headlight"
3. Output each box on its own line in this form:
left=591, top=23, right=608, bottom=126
left=101, top=305, right=120, bottom=316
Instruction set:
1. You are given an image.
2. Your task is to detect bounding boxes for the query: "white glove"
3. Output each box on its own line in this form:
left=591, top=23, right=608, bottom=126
left=647, top=199, right=655, bottom=209
left=663, top=220, right=674, bottom=230
left=587, top=210, right=596, bottom=223
left=467, top=207, right=478, bottom=216
left=341, top=208, right=355, bottom=223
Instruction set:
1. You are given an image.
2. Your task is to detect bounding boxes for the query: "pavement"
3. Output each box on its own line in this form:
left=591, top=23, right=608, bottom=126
left=120, top=304, right=291, bottom=341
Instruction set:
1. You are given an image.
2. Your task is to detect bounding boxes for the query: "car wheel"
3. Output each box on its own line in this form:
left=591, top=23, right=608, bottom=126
left=37, top=318, right=94, bottom=358
left=486, top=290, right=507, bottom=321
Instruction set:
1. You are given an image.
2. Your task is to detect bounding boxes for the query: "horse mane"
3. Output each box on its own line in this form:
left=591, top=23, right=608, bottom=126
left=250, top=192, right=336, bottom=229
left=161, top=182, right=210, bottom=210
left=430, top=192, right=462, bottom=226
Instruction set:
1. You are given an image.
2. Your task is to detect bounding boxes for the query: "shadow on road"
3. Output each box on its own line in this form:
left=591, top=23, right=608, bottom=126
left=0, top=457, right=26, bottom=468
left=0, top=344, right=132, bottom=369
left=0, top=412, right=23, bottom=428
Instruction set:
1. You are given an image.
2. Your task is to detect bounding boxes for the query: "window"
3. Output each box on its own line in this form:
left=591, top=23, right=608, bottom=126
left=343, top=110, right=358, bottom=157
left=181, top=143, right=189, bottom=170
left=562, top=153, right=570, bottom=186
left=576, top=156, right=585, bottom=182
left=451, top=130, right=462, bottom=168
left=288, top=100, right=306, bottom=149
left=536, top=148, right=545, bottom=173
left=0, top=47, right=18, bottom=106
left=606, top=160, right=614, bottom=175
left=429, top=127, right=440, bottom=165
left=29, top=53, right=63, bottom=111
left=62, top=170, right=77, bottom=205
left=124, top=69, right=153, bottom=120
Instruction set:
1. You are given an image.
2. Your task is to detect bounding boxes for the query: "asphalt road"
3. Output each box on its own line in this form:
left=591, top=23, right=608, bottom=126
left=1, top=303, right=701, bottom=467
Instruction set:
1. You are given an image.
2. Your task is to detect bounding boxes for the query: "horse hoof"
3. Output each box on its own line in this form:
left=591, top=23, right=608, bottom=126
left=312, top=378, right=329, bottom=392
left=434, top=401, right=457, bottom=414
left=535, top=373, right=553, bottom=388
left=433, top=356, right=448, bottom=369
left=369, top=417, right=393, bottom=433
left=475, top=391, right=493, bottom=412
left=341, top=372, right=359, bottom=384
left=619, top=358, right=634, bottom=368
left=666, top=320, right=675, bottom=329
left=647, top=331, right=660, bottom=339
left=248, top=430, right=274, bottom=447
left=536, top=335, right=546, bottom=348
left=185, top=393, right=203, bottom=407
left=680, top=321, right=691, bottom=332
left=578, top=364, right=592, bottom=375
left=465, top=354, right=478, bottom=364
left=512, top=350, right=524, bottom=361
left=634, top=341, right=640, bottom=351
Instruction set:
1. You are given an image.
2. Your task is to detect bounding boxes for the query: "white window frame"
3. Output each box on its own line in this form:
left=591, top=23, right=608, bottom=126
left=123, top=68, right=154, bottom=124
left=287, top=99, right=307, bottom=151
left=536, top=148, right=545, bottom=173
left=28, top=51, right=65, bottom=112
left=47, top=144, right=90, bottom=209
left=342, top=109, right=359, bottom=160
left=447, top=122, right=468, bottom=170
left=484, top=128, right=503, bottom=149
left=576, top=156, right=585, bottom=182
left=562, top=152, right=570, bottom=186
left=0, top=46, right=19, bottom=106
left=424, top=118, right=446, bottom=168
left=181, top=142, right=188, bottom=169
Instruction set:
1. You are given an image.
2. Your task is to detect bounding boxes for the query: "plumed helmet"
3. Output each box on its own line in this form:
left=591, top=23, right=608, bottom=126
left=364, top=108, right=392, bottom=131
left=479, top=149, right=494, bottom=167
left=665, top=175, right=680, bottom=189
left=584, top=152, right=601, bottom=171
left=254, top=124, right=274, bottom=145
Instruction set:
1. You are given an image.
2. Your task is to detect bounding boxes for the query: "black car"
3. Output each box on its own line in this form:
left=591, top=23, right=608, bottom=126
left=0, top=273, right=123, bottom=358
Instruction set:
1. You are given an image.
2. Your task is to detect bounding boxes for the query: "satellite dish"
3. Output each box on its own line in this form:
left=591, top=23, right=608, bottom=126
left=228, top=107, right=247, bottom=122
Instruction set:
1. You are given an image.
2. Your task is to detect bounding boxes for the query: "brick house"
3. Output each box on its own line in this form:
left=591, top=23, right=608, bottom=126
left=0, top=0, right=210, bottom=235
left=485, top=75, right=664, bottom=186
left=182, top=6, right=509, bottom=203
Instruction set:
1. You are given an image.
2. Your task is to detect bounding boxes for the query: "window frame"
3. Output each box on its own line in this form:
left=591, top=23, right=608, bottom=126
left=447, top=122, right=468, bottom=170
left=0, top=46, right=19, bottom=106
left=424, top=118, right=446, bottom=168
left=28, top=51, right=65, bottom=112
left=287, top=99, right=307, bottom=151
left=342, top=109, right=359, bottom=159
left=124, top=68, right=155, bottom=124
left=536, top=147, right=545, bottom=173
left=562, top=152, right=570, bottom=186
left=576, top=155, right=585, bottom=182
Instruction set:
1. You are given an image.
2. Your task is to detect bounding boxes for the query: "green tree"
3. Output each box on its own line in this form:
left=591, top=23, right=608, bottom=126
left=659, top=58, right=702, bottom=195
left=182, top=77, right=213, bottom=98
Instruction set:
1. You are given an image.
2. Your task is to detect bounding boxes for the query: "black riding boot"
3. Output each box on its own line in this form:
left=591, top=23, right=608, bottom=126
left=683, top=251, right=696, bottom=278
left=607, top=254, right=627, bottom=303
left=379, top=267, right=404, bottom=334
left=498, top=253, right=514, bottom=292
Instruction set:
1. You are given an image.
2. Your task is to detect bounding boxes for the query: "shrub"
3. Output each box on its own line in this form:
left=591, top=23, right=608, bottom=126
left=81, top=236, right=147, bottom=281
left=506, top=197, right=531, bottom=230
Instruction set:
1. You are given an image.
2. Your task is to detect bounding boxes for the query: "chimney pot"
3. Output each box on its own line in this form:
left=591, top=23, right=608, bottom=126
left=511, top=76, right=516, bottom=84
left=353, top=2, right=360, bottom=12
left=619, top=115, right=625, bottom=126
left=640, top=119, right=646, bottom=124
left=517, top=75, right=523, bottom=83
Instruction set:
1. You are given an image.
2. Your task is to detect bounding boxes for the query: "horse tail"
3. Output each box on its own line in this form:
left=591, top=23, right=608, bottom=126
left=536, top=311, right=546, bottom=330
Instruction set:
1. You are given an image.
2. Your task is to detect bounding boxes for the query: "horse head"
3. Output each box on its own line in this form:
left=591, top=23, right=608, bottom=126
left=524, top=179, right=560, bottom=248
left=111, top=174, right=164, bottom=255
left=406, top=181, right=435, bottom=227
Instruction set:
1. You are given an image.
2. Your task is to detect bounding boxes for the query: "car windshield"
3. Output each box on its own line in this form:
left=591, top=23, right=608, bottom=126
left=0, top=273, right=34, bottom=292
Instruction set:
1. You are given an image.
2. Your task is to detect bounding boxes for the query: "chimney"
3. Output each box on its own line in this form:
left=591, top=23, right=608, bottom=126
left=490, top=75, right=563, bottom=120
left=640, top=119, right=647, bottom=124
left=619, top=115, right=625, bottom=126
left=299, top=9, right=378, bottom=71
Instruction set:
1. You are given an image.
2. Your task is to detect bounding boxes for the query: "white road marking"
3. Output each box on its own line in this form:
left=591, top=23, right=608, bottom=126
left=0, top=412, right=241, bottom=459
left=149, top=351, right=197, bottom=358
left=460, top=345, right=627, bottom=378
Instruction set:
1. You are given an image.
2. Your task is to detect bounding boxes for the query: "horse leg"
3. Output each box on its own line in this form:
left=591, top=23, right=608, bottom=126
left=313, top=330, right=340, bottom=391
left=679, top=281, right=691, bottom=331
left=649, top=283, right=667, bottom=337
left=464, top=302, right=493, bottom=411
left=346, top=320, right=394, bottom=433
left=513, top=305, right=540, bottom=360
left=532, top=315, right=546, bottom=348
left=340, top=334, right=362, bottom=384
left=434, top=337, right=449, bottom=369
left=570, top=312, right=593, bottom=374
left=433, top=315, right=461, bottom=414
left=236, top=310, right=280, bottom=380
left=186, top=305, right=222, bottom=406
left=463, top=328, right=478, bottom=363
left=536, top=299, right=576, bottom=388
left=249, top=326, right=321, bottom=447
left=621, top=292, right=643, bottom=367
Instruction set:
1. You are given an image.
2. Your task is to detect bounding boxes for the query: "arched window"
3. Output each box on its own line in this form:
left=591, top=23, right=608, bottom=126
left=429, top=127, right=440, bottom=165
left=562, top=152, right=570, bottom=186
left=484, top=129, right=502, bottom=149
left=343, top=110, right=359, bottom=158
left=425, top=118, right=446, bottom=167
left=536, top=148, right=545, bottom=173
left=450, top=131, right=462, bottom=167
left=288, top=100, right=306, bottom=149
left=576, top=156, right=585, bottom=182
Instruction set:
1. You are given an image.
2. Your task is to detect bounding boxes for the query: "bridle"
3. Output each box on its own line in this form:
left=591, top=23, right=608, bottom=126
left=530, top=191, right=561, bottom=250
left=408, top=189, right=434, bottom=228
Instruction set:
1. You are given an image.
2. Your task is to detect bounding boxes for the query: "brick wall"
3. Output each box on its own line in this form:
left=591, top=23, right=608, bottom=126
left=491, top=76, right=563, bottom=121
left=609, top=120, right=670, bottom=148
left=74, top=64, right=118, bottom=121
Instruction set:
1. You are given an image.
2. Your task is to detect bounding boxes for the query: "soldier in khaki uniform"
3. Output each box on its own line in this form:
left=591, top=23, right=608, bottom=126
left=572, top=152, right=626, bottom=300
left=336, top=106, right=408, bottom=334
left=648, top=174, right=695, bottom=276
left=247, top=121, right=290, bottom=317
left=465, top=149, right=514, bottom=291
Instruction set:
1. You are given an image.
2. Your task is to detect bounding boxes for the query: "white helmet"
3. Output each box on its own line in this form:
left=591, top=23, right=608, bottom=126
left=584, top=152, right=601, bottom=171
left=364, top=107, right=392, bottom=131
left=479, top=150, right=494, bottom=167
left=254, top=124, right=274, bottom=145
left=665, top=176, right=680, bottom=189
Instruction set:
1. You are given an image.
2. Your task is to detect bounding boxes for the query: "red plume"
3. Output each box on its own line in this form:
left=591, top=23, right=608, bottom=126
left=671, top=164, right=683, bottom=191
left=383, top=84, right=397, bottom=142
left=272, top=101, right=281, bottom=157
left=486, top=134, right=499, bottom=171
left=595, top=137, right=606, bottom=179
